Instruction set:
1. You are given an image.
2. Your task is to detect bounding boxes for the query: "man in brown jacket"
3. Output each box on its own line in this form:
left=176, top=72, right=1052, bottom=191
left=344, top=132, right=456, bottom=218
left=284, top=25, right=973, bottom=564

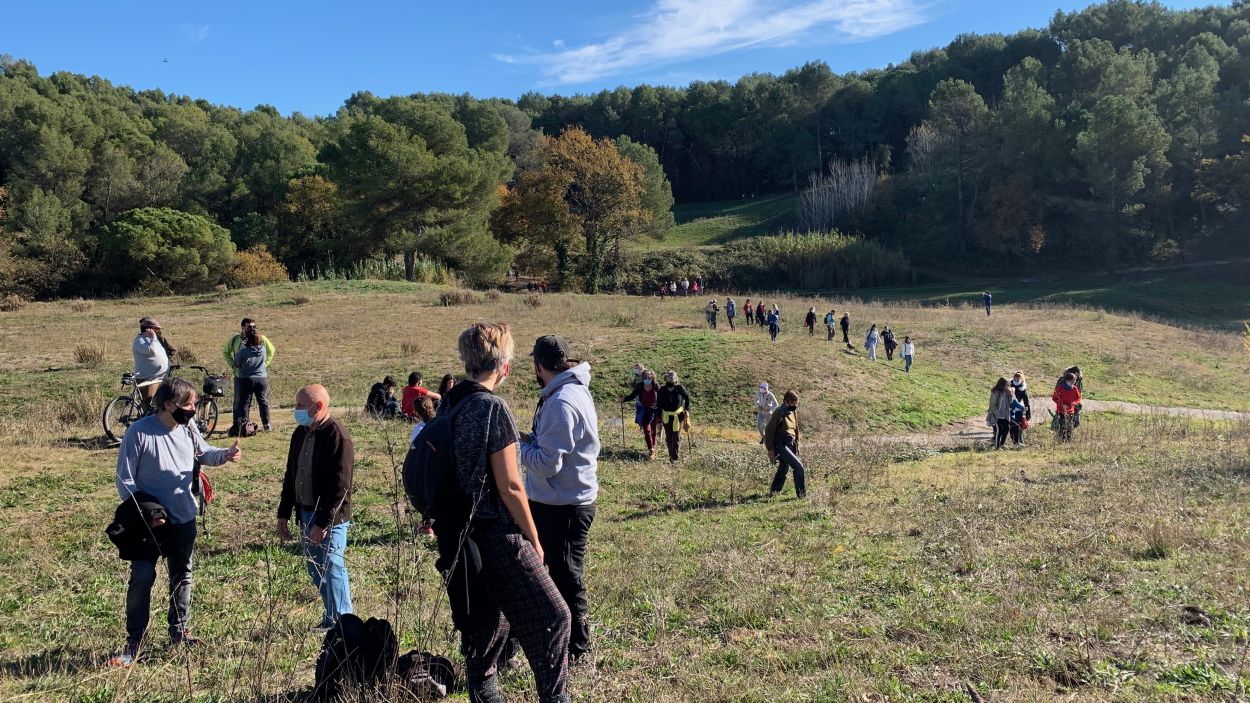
left=764, top=390, right=806, bottom=498
left=276, top=384, right=354, bottom=629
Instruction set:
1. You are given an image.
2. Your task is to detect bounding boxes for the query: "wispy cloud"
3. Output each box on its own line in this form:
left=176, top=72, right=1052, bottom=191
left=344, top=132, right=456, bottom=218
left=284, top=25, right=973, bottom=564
left=498, top=0, right=930, bottom=85
left=180, top=23, right=211, bottom=44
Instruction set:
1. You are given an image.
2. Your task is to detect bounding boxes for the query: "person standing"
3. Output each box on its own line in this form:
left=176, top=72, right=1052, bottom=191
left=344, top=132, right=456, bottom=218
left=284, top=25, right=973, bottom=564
left=231, top=325, right=273, bottom=433
left=224, top=318, right=276, bottom=415
left=1008, top=394, right=1027, bottom=447
left=882, top=326, right=897, bottom=361
left=691, top=280, right=700, bottom=296
left=657, top=371, right=691, bottom=462
left=865, top=325, right=880, bottom=361
left=766, top=306, right=781, bottom=343
left=276, top=384, right=355, bottom=629
left=804, top=307, right=817, bottom=336
left=621, top=369, right=662, bottom=459
left=110, top=377, right=241, bottom=666
left=519, top=335, right=601, bottom=663
left=754, top=382, right=778, bottom=443
left=705, top=299, right=719, bottom=329
left=435, top=322, right=572, bottom=703
left=902, top=336, right=915, bottom=373
left=743, top=298, right=753, bottom=327
left=132, top=318, right=171, bottom=409
left=725, top=297, right=737, bottom=330
left=983, top=291, right=993, bottom=316
left=669, top=281, right=677, bottom=297
left=987, top=377, right=1013, bottom=449
left=681, top=277, right=690, bottom=296
left=824, top=309, right=836, bottom=341
left=840, top=312, right=852, bottom=348
left=756, top=301, right=766, bottom=328
left=696, top=274, right=704, bottom=292
left=1052, top=371, right=1083, bottom=438
left=1009, top=371, right=1030, bottom=418
left=764, top=390, right=806, bottom=498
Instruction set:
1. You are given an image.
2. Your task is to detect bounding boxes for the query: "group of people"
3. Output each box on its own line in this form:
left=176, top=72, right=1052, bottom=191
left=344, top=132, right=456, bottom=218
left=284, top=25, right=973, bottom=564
left=113, top=321, right=603, bottom=703
left=658, top=274, right=705, bottom=298
left=363, top=371, right=456, bottom=422
left=985, top=366, right=1085, bottom=448
left=619, top=365, right=691, bottom=461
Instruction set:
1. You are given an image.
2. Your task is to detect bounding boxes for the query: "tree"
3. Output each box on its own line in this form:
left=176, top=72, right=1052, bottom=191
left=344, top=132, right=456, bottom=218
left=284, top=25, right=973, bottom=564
left=99, top=207, right=235, bottom=292
left=275, top=174, right=343, bottom=270
left=925, top=79, right=989, bottom=247
left=614, top=135, right=675, bottom=239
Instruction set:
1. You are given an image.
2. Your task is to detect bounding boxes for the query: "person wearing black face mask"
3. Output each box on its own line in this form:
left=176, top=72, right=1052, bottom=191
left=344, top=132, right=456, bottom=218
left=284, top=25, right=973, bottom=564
left=110, top=377, right=240, bottom=667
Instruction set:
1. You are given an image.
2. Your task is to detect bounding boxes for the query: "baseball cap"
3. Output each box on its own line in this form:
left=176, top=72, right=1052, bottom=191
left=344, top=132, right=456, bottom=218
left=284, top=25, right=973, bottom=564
left=529, top=335, right=570, bottom=366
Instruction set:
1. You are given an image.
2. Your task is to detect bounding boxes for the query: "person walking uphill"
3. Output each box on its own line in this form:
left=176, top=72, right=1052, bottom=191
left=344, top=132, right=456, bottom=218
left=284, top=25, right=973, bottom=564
left=705, top=299, right=719, bottom=329
left=621, top=369, right=662, bottom=459
left=865, top=325, right=880, bottom=361
left=983, top=291, right=993, bottom=316
left=110, top=377, right=242, bottom=666
left=657, top=371, right=691, bottom=462
left=805, top=307, right=817, bottom=336
left=231, top=324, right=272, bottom=434
left=767, top=306, right=781, bottom=343
left=840, top=312, right=852, bottom=348
left=519, top=335, right=601, bottom=663
left=725, top=297, right=737, bottom=330
left=764, top=390, right=806, bottom=498
left=276, top=384, right=355, bottom=629
left=756, top=301, right=766, bottom=328
left=436, top=322, right=572, bottom=703
left=754, top=382, right=778, bottom=443
left=882, top=326, right=897, bottom=361
left=743, top=298, right=753, bottom=327
left=987, top=378, right=1013, bottom=449
left=824, top=309, right=836, bottom=341
left=902, top=336, right=915, bottom=373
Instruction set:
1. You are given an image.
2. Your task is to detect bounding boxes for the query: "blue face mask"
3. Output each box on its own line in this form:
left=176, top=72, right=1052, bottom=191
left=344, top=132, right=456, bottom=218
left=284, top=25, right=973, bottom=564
left=643, top=379, right=653, bottom=386
left=294, top=408, right=314, bottom=427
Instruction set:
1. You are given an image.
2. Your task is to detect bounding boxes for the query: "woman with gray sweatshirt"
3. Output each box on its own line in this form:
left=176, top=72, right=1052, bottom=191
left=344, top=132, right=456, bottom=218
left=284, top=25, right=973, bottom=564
left=987, top=377, right=1014, bottom=449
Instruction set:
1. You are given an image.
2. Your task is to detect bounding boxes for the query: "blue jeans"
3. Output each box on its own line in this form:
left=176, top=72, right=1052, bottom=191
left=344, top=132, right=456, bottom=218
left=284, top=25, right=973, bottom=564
left=299, top=509, right=353, bottom=625
left=904, top=355, right=913, bottom=372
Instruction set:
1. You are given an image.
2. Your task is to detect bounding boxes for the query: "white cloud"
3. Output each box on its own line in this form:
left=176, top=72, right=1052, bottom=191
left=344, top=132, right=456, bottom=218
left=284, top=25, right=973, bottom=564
left=504, top=0, right=930, bottom=85
left=180, top=23, right=211, bottom=44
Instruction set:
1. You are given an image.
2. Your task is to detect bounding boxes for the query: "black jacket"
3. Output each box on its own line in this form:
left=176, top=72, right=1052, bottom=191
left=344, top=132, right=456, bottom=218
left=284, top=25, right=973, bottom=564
left=106, top=492, right=170, bottom=561
left=657, top=383, right=690, bottom=413
left=279, top=418, right=355, bottom=528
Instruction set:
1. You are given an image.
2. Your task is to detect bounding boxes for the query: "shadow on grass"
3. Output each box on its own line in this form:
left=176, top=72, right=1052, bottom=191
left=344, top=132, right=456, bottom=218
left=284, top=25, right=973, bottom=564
left=617, top=492, right=770, bottom=522
left=61, top=435, right=116, bottom=451
left=0, top=646, right=98, bottom=679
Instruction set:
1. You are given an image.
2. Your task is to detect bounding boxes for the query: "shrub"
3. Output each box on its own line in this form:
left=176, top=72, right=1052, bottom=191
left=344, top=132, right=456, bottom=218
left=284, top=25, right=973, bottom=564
left=400, top=341, right=421, bottom=357
left=175, top=346, right=198, bottom=364
left=57, top=388, right=104, bottom=428
left=485, top=290, right=502, bottom=302
left=289, top=293, right=311, bottom=306
left=0, top=293, right=27, bottom=312
left=522, top=293, right=544, bottom=309
left=132, top=277, right=173, bottom=298
left=712, top=231, right=911, bottom=291
left=439, top=289, right=481, bottom=306
left=214, top=284, right=230, bottom=302
left=227, top=245, right=289, bottom=288
left=68, top=298, right=94, bottom=313
left=99, top=207, right=236, bottom=293
left=74, top=341, right=106, bottom=368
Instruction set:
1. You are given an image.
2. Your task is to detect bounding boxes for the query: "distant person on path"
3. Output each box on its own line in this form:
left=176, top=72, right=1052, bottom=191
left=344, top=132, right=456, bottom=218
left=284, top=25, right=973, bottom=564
left=882, top=326, right=897, bottom=361
left=705, top=299, right=719, bottom=329
left=132, top=318, right=171, bottom=409
left=669, top=281, right=678, bottom=297
left=657, top=371, right=691, bottom=462
left=756, top=301, right=766, bottom=328
left=110, top=377, right=241, bottom=666
left=1010, top=372, right=1030, bottom=418
left=692, top=280, right=700, bottom=296
left=983, top=291, right=993, bottom=316
left=364, top=376, right=401, bottom=418
left=621, top=369, right=662, bottom=460
left=766, top=306, right=781, bottom=343
left=987, top=377, right=1013, bottom=449
left=764, top=390, right=806, bottom=498
left=696, top=274, right=703, bottom=291
left=840, top=312, right=852, bottom=348
left=402, top=371, right=442, bottom=420
left=725, top=297, right=737, bottom=330
left=902, top=336, right=915, bottom=373
left=754, top=382, right=778, bottom=443
left=805, top=307, right=817, bottom=336
left=231, top=323, right=272, bottom=433
left=519, top=335, right=601, bottom=663
left=277, top=384, right=355, bottom=629
left=865, top=325, right=880, bottom=360
left=743, top=298, right=753, bottom=327
left=658, top=282, right=667, bottom=299
left=824, top=309, right=836, bottom=341
left=681, top=277, right=690, bottom=296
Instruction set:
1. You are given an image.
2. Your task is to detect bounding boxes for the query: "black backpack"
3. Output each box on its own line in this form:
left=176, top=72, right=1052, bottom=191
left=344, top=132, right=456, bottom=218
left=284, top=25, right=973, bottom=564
left=402, top=391, right=486, bottom=520
left=313, top=614, right=398, bottom=701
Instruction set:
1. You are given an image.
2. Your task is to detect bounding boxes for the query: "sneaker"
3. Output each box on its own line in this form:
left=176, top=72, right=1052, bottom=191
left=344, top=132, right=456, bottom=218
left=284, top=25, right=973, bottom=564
left=263, top=424, right=272, bottom=432
left=108, top=641, right=141, bottom=667
left=168, top=631, right=202, bottom=650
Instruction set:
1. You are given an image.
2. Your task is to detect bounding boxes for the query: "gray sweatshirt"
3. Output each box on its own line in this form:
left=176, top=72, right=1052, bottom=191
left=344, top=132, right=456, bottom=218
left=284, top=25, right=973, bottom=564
left=132, top=333, right=169, bottom=380
left=116, top=414, right=231, bottom=524
left=520, top=362, right=600, bottom=506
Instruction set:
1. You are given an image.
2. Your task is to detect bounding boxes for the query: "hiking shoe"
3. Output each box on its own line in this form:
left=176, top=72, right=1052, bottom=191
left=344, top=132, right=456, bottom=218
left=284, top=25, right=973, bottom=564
left=168, top=631, right=202, bottom=650
left=263, top=424, right=272, bottom=432
left=108, top=641, right=141, bottom=667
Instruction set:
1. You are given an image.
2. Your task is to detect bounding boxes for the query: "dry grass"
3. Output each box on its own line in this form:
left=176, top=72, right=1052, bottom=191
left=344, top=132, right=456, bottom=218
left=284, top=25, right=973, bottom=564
left=438, top=288, right=481, bottom=306
left=0, top=293, right=27, bottom=312
left=68, top=297, right=94, bottom=313
left=522, top=293, right=544, bottom=308
left=399, top=340, right=421, bottom=358
left=289, top=293, right=311, bottom=306
left=174, top=345, right=198, bottom=364
left=73, top=341, right=106, bottom=368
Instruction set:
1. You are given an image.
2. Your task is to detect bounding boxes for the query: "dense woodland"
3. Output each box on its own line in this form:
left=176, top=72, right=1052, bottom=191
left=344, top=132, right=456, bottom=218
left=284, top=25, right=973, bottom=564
left=2, top=1, right=1249, bottom=299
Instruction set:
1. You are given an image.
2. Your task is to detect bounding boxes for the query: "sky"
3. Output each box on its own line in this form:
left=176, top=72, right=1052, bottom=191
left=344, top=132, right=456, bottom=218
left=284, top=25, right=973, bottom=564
left=0, top=0, right=1221, bottom=116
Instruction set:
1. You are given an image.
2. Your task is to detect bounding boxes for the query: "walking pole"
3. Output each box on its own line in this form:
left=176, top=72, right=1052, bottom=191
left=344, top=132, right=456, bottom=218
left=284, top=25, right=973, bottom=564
left=619, top=401, right=625, bottom=452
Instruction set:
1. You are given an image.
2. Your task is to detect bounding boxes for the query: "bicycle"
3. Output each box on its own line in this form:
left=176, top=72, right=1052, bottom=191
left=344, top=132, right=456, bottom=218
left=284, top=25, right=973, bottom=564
left=102, top=365, right=226, bottom=442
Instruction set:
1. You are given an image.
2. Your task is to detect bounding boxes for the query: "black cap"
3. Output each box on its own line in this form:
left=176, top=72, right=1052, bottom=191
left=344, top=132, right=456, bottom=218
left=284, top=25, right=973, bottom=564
left=530, top=335, right=570, bottom=366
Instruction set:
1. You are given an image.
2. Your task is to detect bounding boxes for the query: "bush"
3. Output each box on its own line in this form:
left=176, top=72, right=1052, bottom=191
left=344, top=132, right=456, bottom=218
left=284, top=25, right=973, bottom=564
left=485, top=290, right=502, bottom=302
left=74, top=341, right=106, bottom=368
left=712, top=231, right=911, bottom=290
left=522, top=293, right=544, bottom=309
left=440, top=289, right=482, bottom=306
left=289, top=293, right=311, bottom=306
left=57, top=388, right=104, bottom=428
left=0, top=293, right=27, bottom=312
left=68, top=298, right=94, bottom=313
left=175, top=346, right=198, bottom=364
left=227, top=245, right=290, bottom=288
left=400, top=341, right=421, bottom=357
left=99, top=207, right=236, bottom=293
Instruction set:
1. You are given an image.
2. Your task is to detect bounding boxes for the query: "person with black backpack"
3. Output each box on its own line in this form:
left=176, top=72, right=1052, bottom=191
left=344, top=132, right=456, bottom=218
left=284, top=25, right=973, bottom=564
left=277, top=384, right=356, bottom=630
left=410, top=322, right=572, bottom=703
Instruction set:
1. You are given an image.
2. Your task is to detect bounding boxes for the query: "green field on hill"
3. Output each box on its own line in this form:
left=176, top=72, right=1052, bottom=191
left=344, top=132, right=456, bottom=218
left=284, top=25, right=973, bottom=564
left=654, top=194, right=798, bottom=249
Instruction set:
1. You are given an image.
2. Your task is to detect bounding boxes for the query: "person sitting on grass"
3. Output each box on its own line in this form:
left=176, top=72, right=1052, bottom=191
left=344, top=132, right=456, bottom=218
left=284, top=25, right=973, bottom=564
left=364, top=375, right=401, bottom=418
left=401, top=371, right=442, bottom=420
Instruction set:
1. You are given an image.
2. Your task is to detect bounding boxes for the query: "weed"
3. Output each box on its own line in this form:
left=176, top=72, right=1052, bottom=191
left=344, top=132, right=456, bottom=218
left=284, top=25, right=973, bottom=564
left=68, top=298, right=94, bottom=313
left=485, top=290, right=502, bottom=302
left=289, top=293, right=311, bottom=305
left=522, top=293, right=544, bottom=308
left=175, top=345, right=198, bottom=364
left=56, top=388, right=104, bottom=428
left=439, top=289, right=481, bottom=306
left=1142, top=518, right=1179, bottom=559
left=0, top=293, right=27, bottom=311
left=73, top=341, right=106, bottom=369
left=400, top=341, right=421, bottom=357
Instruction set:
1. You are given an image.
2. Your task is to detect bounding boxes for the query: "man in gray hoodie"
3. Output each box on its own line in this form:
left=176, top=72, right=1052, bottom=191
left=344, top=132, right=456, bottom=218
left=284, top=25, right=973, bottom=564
left=519, top=335, right=600, bottom=662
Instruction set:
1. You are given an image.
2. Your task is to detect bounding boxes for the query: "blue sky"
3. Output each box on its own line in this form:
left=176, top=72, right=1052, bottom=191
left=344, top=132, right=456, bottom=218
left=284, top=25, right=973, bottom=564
left=1, top=0, right=1219, bottom=116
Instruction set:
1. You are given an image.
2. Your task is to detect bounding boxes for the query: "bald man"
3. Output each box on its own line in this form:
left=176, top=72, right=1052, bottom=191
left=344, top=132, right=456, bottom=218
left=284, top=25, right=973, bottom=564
left=276, top=384, right=355, bottom=629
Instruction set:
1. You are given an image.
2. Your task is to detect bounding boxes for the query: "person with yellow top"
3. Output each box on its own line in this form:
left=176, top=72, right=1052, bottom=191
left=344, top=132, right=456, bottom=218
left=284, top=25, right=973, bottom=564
left=764, top=390, right=806, bottom=498
left=656, top=371, right=690, bottom=462
left=223, top=318, right=276, bottom=431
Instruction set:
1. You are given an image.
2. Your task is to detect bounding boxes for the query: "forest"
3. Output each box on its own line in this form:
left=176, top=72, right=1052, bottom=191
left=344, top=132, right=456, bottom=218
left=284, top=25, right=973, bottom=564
left=1, top=0, right=1249, bottom=299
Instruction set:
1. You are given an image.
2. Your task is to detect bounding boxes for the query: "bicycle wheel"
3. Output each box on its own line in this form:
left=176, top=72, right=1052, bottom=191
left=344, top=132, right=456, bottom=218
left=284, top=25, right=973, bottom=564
left=103, top=396, right=139, bottom=442
left=196, top=398, right=219, bottom=437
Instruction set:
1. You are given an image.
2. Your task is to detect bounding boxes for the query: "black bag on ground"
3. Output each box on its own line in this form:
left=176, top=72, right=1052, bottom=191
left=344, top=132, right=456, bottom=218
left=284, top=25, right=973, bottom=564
left=395, top=649, right=461, bottom=699
left=227, top=420, right=258, bottom=438
left=402, top=390, right=486, bottom=520
left=312, top=614, right=398, bottom=700
left=361, top=616, right=399, bottom=684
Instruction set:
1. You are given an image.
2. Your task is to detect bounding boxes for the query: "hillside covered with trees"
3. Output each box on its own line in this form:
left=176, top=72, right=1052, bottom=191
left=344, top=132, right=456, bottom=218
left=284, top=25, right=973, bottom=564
left=2, top=0, right=1249, bottom=299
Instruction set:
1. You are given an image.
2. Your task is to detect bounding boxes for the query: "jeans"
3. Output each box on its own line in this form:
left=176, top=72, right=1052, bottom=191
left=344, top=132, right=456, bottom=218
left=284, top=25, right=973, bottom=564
left=727, top=314, right=735, bottom=330
left=770, top=439, right=806, bottom=497
left=904, top=355, right=913, bottom=372
left=637, top=407, right=660, bottom=451
left=233, top=375, right=271, bottom=428
left=756, top=412, right=769, bottom=441
left=826, top=325, right=835, bottom=341
left=529, top=502, right=596, bottom=656
left=707, top=313, right=717, bottom=329
left=867, top=343, right=877, bottom=361
left=299, top=509, right=353, bottom=626
left=769, top=323, right=779, bottom=342
left=126, top=520, right=196, bottom=643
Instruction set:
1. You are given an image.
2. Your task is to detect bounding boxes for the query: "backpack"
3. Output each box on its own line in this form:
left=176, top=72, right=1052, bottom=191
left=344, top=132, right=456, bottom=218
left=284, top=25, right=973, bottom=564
left=395, top=650, right=461, bottom=699
left=227, top=420, right=258, bottom=438
left=312, top=614, right=398, bottom=701
left=402, top=391, right=487, bottom=520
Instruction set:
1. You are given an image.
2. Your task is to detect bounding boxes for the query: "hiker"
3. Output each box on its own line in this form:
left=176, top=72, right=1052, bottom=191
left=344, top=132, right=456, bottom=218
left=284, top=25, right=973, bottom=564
left=110, top=377, right=241, bottom=666
left=132, top=318, right=171, bottom=409
left=224, top=318, right=276, bottom=424
left=840, top=312, right=852, bottom=348
left=764, top=390, right=806, bottom=498
left=902, top=336, right=915, bottom=373
left=1057, top=366, right=1084, bottom=426
left=681, top=277, right=690, bottom=296
left=754, top=382, right=778, bottom=443
left=669, top=281, right=677, bottom=297
left=983, top=291, right=992, bottom=316
left=621, top=369, right=662, bottom=459
left=725, top=297, right=737, bottom=330
left=865, top=325, right=880, bottom=361
left=364, top=376, right=401, bottom=418
left=691, top=280, right=700, bottom=296
left=230, top=323, right=272, bottom=434
left=696, top=274, right=704, bottom=291
left=987, top=377, right=1013, bottom=449
left=436, top=373, right=456, bottom=412
left=1052, top=371, right=1083, bottom=435
left=705, top=298, right=719, bottom=329
left=658, top=282, right=666, bottom=299
left=401, top=371, right=442, bottom=420
left=743, top=298, right=753, bottom=327
left=657, top=371, right=691, bottom=462
left=276, top=384, right=355, bottom=629
left=756, top=301, right=766, bottom=328
left=766, top=306, right=781, bottom=343
left=824, top=309, right=836, bottom=341
left=1009, top=372, right=1030, bottom=418
left=882, top=326, right=897, bottom=361
left=437, top=322, right=572, bottom=703
left=805, top=307, right=817, bottom=336
left=519, top=335, right=601, bottom=663
left=1009, top=394, right=1027, bottom=447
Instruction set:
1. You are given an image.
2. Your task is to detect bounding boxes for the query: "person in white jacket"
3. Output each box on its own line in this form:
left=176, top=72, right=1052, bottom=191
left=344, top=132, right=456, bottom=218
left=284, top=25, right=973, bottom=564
left=754, top=382, right=778, bottom=443
left=902, top=336, right=915, bottom=373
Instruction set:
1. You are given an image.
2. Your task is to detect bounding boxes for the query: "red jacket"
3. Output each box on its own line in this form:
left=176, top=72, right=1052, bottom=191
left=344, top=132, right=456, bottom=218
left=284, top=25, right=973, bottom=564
left=1052, top=383, right=1082, bottom=414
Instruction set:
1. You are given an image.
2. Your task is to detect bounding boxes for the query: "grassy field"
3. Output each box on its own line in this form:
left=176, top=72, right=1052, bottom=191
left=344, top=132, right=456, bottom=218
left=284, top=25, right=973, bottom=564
left=655, top=194, right=797, bottom=249
left=1, top=282, right=1249, bottom=701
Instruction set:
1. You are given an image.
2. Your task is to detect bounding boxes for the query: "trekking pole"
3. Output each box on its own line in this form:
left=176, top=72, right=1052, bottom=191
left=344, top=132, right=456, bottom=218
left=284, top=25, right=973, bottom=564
left=619, top=402, right=625, bottom=452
